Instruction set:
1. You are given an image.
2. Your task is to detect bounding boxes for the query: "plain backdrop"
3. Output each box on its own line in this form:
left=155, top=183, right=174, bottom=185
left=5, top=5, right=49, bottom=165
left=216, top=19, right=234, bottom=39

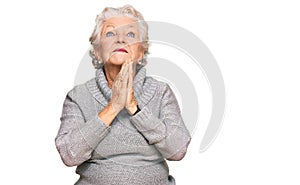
left=0, top=0, right=299, bottom=184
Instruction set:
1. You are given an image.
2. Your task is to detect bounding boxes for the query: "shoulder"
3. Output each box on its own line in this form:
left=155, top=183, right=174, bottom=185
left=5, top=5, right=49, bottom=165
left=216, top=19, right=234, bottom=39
left=144, top=76, right=173, bottom=97
left=66, top=78, right=95, bottom=101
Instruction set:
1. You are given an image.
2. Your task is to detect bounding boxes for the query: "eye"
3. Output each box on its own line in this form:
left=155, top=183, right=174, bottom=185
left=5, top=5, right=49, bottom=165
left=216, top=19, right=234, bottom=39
left=127, top=32, right=135, bottom=38
left=106, top=31, right=115, bottom=37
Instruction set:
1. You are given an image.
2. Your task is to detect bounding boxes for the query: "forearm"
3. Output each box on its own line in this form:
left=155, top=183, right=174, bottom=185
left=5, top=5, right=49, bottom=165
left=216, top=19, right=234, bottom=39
left=56, top=96, right=111, bottom=167
left=126, top=101, right=138, bottom=115
left=130, top=106, right=191, bottom=160
left=56, top=115, right=110, bottom=166
left=99, top=102, right=138, bottom=125
left=129, top=83, right=191, bottom=160
left=98, top=103, right=119, bottom=126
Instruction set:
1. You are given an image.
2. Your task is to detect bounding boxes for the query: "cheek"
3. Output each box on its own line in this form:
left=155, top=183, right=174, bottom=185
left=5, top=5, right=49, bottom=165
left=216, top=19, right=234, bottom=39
left=130, top=44, right=144, bottom=60
left=99, top=39, right=113, bottom=58
left=100, top=39, right=111, bottom=50
left=130, top=44, right=139, bottom=54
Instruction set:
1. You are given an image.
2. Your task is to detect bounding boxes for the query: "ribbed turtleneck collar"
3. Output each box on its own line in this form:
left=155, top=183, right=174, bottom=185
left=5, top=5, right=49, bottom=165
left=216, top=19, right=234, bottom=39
left=86, top=65, right=158, bottom=109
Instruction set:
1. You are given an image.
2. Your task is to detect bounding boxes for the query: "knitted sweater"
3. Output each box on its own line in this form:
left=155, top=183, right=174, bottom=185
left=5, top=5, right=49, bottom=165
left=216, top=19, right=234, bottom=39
left=55, top=66, right=191, bottom=185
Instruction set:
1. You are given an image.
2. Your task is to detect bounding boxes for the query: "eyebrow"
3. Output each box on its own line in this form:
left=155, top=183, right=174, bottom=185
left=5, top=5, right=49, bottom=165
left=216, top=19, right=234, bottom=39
left=104, top=24, right=115, bottom=28
left=102, top=24, right=137, bottom=34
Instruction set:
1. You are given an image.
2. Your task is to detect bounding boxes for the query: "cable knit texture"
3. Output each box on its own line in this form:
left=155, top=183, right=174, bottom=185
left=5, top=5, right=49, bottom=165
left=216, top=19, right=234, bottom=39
left=55, top=66, right=191, bottom=185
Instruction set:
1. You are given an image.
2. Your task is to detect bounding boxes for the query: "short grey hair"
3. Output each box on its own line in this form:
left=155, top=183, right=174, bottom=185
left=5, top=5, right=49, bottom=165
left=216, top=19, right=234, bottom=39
left=89, top=5, right=149, bottom=69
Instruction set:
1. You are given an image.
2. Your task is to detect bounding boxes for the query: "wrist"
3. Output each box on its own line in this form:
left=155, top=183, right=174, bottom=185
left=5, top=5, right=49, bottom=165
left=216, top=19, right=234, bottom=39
left=127, top=104, right=141, bottom=116
left=127, top=105, right=138, bottom=115
left=133, top=105, right=141, bottom=115
left=98, top=103, right=118, bottom=126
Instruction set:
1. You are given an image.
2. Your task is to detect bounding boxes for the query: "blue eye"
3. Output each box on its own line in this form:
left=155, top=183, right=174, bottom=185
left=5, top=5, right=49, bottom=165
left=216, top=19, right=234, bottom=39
left=127, top=32, right=135, bottom=38
left=106, top=31, right=115, bottom=37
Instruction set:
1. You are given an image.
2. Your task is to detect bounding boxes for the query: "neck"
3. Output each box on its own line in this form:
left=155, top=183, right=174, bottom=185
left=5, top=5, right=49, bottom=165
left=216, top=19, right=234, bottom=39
left=104, top=63, right=122, bottom=89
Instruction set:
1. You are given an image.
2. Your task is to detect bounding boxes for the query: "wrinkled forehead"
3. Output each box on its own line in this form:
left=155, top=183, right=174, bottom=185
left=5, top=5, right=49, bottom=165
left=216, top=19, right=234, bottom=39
left=101, top=16, right=139, bottom=32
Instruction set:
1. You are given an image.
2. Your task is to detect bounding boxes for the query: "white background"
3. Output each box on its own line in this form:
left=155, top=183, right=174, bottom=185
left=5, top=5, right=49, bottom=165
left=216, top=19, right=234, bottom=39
left=0, top=0, right=299, bottom=184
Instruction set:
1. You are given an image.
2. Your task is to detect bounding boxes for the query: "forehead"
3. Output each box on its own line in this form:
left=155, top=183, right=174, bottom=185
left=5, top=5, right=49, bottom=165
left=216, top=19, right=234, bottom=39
left=102, top=16, right=139, bottom=30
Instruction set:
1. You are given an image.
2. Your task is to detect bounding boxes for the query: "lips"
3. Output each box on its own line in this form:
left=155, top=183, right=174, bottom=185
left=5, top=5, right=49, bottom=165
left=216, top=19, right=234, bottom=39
left=113, top=48, right=128, bottom=53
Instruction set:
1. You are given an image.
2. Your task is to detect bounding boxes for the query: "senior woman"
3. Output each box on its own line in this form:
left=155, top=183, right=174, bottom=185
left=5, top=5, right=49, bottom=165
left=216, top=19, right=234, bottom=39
left=55, top=5, right=191, bottom=185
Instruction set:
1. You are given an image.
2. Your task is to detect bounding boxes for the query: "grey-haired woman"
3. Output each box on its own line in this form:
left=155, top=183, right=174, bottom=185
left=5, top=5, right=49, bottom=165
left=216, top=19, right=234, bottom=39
left=55, top=5, right=191, bottom=185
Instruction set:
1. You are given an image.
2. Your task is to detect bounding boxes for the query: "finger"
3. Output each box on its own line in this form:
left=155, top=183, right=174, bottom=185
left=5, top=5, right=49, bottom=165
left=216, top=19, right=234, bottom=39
left=120, top=65, right=129, bottom=88
left=125, top=58, right=131, bottom=65
left=120, top=63, right=127, bottom=76
left=132, top=62, right=136, bottom=78
left=115, top=63, right=127, bottom=82
left=128, top=62, right=133, bottom=86
left=122, top=63, right=129, bottom=81
left=112, top=66, right=126, bottom=94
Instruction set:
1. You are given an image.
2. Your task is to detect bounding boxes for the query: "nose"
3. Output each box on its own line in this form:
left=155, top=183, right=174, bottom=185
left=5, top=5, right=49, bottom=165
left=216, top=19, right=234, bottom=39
left=116, top=34, right=126, bottom=44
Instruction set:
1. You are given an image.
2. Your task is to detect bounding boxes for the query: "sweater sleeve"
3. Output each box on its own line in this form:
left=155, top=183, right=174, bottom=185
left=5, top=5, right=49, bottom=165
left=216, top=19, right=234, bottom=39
left=55, top=94, right=110, bottom=167
left=130, top=84, right=191, bottom=161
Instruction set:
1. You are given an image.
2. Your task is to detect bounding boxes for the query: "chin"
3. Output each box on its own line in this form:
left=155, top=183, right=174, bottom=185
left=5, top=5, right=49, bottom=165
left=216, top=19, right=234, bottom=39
left=108, top=55, right=128, bottom=65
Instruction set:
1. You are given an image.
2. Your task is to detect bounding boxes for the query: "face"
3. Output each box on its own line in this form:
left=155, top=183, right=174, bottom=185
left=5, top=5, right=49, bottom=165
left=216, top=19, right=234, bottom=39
left=98, top=16, right=145, bottom=65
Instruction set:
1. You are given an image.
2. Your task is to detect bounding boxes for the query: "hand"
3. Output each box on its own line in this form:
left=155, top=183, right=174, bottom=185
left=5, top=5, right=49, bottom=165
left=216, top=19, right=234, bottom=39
left=98, top=62, right=139, bottom=126
left=125, top=62, right=138, bottom=115
left=109, top=63, right=129, bottom=114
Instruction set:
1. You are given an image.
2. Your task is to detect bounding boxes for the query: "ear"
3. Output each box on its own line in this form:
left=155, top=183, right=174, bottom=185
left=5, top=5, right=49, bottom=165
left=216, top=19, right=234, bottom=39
left=94, top=47, right=101, bottom=61
left=137, top=45, right=145, bottom=61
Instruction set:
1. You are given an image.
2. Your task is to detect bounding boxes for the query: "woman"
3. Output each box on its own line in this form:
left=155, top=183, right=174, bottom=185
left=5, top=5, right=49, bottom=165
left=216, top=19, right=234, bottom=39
left=55, top=5, right=191, bottom=185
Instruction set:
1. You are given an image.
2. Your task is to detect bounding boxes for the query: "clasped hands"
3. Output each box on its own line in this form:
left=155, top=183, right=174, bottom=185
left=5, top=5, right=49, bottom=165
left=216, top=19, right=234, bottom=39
left=109, top=61, right=138, bottom=116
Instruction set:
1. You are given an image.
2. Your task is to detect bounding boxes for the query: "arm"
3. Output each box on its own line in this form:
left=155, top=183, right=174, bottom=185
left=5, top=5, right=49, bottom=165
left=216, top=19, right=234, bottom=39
left=55, top=64, right=130, bottom=166
left=55, top=95, right=110, bottom=167
left=130, top=84, right=191, bottom=161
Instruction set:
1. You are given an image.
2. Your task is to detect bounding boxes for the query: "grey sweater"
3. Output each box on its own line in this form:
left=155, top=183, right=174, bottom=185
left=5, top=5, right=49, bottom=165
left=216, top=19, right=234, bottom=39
left=55, top=67, right=191, bottom=185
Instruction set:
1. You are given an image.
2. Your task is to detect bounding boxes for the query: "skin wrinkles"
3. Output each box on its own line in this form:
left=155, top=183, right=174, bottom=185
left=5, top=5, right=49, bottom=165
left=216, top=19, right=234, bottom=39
left=56, top=6, right=191, bottom=184
left=97, top=16, right=145, bottom=125
left=98, top=16, right=144, bottom=66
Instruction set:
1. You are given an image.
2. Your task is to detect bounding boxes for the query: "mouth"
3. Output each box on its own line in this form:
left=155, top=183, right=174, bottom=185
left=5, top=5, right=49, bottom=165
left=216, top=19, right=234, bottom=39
left=113, top=48, right=128, bottom=53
